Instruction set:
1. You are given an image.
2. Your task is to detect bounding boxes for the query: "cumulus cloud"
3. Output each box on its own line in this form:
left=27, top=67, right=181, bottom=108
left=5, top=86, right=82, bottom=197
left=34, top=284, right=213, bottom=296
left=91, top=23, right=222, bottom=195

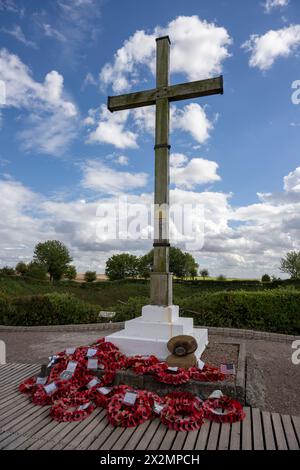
left=2, top=163, right=300, bottom=278
left=242, top=24, right=300, bottom=70
left=264, top=0, right=289, bottom=13
left=0, top=49, right=77, bottom=154
left=132, top=102, right=214, bottom=146
left=86, top=105, right=138, bottom=149
left=81, top=160, right=148, bottom=194
left=170, top=153, right=221, bottom=189
left=100, top=16, right=231, bottom=93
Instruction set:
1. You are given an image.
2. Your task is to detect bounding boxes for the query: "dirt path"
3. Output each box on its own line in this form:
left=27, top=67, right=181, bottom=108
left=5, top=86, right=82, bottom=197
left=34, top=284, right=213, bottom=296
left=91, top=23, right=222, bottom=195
left=0, top=329, right=299, bottom=416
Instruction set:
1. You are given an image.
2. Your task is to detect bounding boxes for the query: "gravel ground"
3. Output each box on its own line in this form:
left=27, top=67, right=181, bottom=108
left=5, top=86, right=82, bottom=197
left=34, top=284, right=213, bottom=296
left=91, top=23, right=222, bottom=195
left=0, top=329, right=299, bottom=416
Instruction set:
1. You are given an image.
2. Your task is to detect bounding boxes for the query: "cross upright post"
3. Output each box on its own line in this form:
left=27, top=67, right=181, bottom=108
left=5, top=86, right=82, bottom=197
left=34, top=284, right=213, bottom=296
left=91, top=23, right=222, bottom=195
left=108, top=35, right=223, bottom=308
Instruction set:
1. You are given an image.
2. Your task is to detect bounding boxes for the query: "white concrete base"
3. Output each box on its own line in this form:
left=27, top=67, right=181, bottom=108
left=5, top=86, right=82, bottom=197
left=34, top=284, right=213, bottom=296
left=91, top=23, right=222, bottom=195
left=105, top=305, right=208, bottom=360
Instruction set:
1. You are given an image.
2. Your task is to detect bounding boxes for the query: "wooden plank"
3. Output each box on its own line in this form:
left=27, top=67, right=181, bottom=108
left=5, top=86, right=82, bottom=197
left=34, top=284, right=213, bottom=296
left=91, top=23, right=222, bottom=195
left=159, top=429, right=177, bottom=450
left=206, top=422, right=220, bottom=450
left=111, top=426, right=136, bottom=450
left=261, top=411, right=275, bottom=450
left=183, top=428, right=199, bottom=450
left=272, top=413, right=288, bottom=450
left=252, top=408, right=264, bottom=450
left=281, top=415, right=299, bottom=450
left=100, top=427, right=125, bottom=450
left=75, top=410, right=107, bottom=449
left=168, top=76, right=223, bottom=103
left=147, top=422, right=168, bottom=450
left=1, top=401, right=46, bottom=430
left=124, top=419, right=155, bottom=450
left=218, top=423, right=230, bottom=450
left=171, top=431, right=188, bottom=450
left=108, top=89, right=156, bottom=112
left=229, top=421, right=241, bottom=450
left=87, top=421, right=115, bottom=450
left=26, top=421, right=71, bottom=450
left=195, top=421, right=211, bottom=450
left=291, top=416, right=300, bottom=444
left=241, top=407, right=252, bottom=450
left=61, top=410, right=103, bottom=448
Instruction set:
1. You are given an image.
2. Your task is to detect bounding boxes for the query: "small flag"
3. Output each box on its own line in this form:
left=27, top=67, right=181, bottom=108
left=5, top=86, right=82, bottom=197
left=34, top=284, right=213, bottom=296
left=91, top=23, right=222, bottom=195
left=220, top=363, right=236, bottom=375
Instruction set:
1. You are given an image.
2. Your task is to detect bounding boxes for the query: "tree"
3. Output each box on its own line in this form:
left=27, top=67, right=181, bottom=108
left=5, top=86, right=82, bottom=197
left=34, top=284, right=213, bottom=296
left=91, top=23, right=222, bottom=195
left=261, top=273, right=271, bottom=283
left=84, top=271, right=97, bottom=282
left=280, top=251, right=300, bottom=279
left=105, top=254, right=140, bottom=281
left=0, top=266, right=15, bottom=276
left=200, top=269, right=209, bottom=280
left=34, top=240, right=72, bottom=282
left=26, top=261, right=48, bottom=280
left=217, top=274, right=226, bottom=281
left=138, top=247, right=198, bottom=279
left=15, top=261, right=28, bottom=276
left=65, top=265, right=77, bottom=280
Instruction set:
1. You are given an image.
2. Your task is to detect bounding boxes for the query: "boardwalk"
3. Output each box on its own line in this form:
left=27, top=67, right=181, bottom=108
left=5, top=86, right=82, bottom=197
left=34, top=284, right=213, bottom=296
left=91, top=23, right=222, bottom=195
left=0, top=363, right=299, bottom=451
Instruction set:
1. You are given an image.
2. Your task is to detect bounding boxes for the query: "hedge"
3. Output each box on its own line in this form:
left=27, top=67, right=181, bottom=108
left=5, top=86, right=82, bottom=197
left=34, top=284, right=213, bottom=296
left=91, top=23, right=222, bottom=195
left=180, top=289, right=300, bottom=335
left=0, top=293, right=101, bottom=326
left=113, top=289, right=300, bottom=335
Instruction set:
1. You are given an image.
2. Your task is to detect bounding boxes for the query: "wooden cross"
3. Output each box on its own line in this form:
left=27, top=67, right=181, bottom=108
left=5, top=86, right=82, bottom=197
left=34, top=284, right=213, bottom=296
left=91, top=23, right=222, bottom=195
left=108, top=36, right=223, bottom=306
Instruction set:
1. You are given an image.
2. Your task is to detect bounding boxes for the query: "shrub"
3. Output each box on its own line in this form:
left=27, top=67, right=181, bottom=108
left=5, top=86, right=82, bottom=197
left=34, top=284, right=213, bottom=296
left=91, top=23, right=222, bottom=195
left=113, top=296, right=149, bottom=322
left=15, top=262, right=28, bottom=276
left=180, top=289, right=300, bottom=335
left=217, top=274, right=226, bottom=281
left=0, top=266, right=16, bottom=276
left=26, top=261, right=48, bottom=280
left=65, top=265, right=77, bottom=280
left=0, top=293, right=101, bottom=326
left=84, top=271, right=97, bottom=283
left=261, top=274, right=271, bottom=283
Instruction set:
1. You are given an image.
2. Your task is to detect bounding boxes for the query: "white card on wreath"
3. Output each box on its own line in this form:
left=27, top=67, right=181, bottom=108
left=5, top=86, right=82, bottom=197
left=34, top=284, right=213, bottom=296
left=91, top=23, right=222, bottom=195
left=123, top=391, right=137, bottom=406
left=86, top=348, right=97, bottom=357
left=87, top=358, right=98, bottom=370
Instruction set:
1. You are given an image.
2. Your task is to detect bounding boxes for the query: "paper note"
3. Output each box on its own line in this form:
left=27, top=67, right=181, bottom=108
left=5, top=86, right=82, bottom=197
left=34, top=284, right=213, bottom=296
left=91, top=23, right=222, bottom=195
left=87, top=358, right=98, bottom=370
left=44, top=382, right=57, bottom=395
left=36, top=376, right=47, bottom=385
left=123, top=391, right=137, bottom=406
left=86, top=348, right=97, bottom=357
left=86, top=378, right=99, bottom=389
left=78, top=402, right=90, bottom=411
left=97, top=387, right=112, bottom=395
left=197, top=359, right=205, bottom=370
left=208, top=390, right=224, bottom=399
left=153, top=402, right=164, bottom=415
left=66, top=361, right=77, bottom=373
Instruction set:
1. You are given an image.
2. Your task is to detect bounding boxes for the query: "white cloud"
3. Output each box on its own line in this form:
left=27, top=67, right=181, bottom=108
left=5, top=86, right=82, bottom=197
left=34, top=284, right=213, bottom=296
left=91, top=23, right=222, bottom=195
left=2, top=163, right=300, bottom=278
left=1, top=25, right=37, bottom=48
left=87, top=105, right=138, bottom=149
left=170, top=153, right=221, bottom=189
left=100, top=16, right=231, bottom=93
left=284, top=167, right=300, bottom=193
left=264, top=0, right=289, bottom=14
left=42, top=23, right=67, bottom=42
left=242, top=24, right=300, bottom=70
left=0, top=49, right=78, bottom=154
left=81, top=160, right=148, bottom=194
left=172, top=103, right=214, bottom=144
left=115, top=155, right=129, bottom=166
left=132, top=102, right=214, bottom=145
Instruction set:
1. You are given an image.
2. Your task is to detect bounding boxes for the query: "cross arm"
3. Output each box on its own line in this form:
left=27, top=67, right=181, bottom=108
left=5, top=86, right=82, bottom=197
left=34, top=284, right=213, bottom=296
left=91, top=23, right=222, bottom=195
left=107, top=76, right=223, bottom=113
left=108, top=88, right=157, bottom=112
left=167, top=76, right=223, bottom=103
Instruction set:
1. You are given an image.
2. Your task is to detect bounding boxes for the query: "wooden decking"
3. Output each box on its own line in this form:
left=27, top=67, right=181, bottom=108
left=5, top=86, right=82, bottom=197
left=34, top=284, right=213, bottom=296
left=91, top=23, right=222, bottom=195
left=0, top=363, right=299, bottom=451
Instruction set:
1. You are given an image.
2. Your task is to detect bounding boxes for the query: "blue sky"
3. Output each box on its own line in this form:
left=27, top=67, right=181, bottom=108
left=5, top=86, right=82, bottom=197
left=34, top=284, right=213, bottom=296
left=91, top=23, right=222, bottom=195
left=0, top=0, right=300, bottom=277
